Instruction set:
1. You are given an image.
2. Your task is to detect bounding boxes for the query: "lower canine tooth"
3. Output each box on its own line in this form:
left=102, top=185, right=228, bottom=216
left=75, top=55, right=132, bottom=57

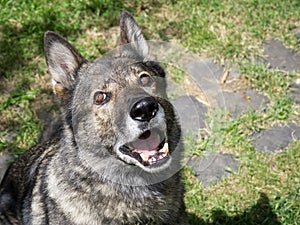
left=140, top=153, right=149, bottom=161
left=159, top=143, right=169, bottom=154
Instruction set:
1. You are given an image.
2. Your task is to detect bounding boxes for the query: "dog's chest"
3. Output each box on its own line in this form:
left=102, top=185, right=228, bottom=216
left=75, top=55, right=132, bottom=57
left=44, top=166, right=168, bottom=224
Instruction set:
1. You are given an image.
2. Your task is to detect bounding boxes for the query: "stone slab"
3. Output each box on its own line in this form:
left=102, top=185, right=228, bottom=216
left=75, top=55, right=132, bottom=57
left=166, top=77, right=186, bottom=99
left=252, top=123, right=300, bottom=154
left=0, top=152, right=13, bottom=182
left=216, top=89, right=269, bottom=118
left=185, top=58, right=227, bottom=106
left=263, top=39, right=300, bottom=72
left=187, top=152, right=239, bottom=187
left=171, top=95, right=208, bottom=137
left=289, top=80, right=300, bottom=105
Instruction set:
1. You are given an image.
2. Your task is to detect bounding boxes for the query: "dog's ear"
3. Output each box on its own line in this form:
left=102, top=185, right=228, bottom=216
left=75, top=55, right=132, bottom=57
left=44, top=31, right=87, bottom=102
left=119, top=10, right=149, bottom=57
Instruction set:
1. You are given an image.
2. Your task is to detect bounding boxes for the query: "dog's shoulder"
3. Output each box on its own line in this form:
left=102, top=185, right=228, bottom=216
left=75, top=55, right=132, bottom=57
left=0, top=138, right=59, bottom=215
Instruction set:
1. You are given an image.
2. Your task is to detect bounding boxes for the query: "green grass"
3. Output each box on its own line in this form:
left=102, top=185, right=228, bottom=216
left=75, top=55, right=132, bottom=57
left=1, top=0, right=300, bottom=224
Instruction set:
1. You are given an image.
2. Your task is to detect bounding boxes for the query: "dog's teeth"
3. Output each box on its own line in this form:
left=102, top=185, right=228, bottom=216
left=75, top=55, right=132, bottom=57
left=160, top=153, right=167, bottom=159
left=149, top=157, right=156, bottom=164
left=140, top=152, right=150, bottom=161
left=159, top=143, right=169, bottom=154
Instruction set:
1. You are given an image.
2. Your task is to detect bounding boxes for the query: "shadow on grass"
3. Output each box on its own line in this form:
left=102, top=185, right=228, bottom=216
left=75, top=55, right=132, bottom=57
left=189, top=192, right=281, bottom=225
left=0, top=18, right=74, bottom=79
left=0, top=1, right=127, bottom=79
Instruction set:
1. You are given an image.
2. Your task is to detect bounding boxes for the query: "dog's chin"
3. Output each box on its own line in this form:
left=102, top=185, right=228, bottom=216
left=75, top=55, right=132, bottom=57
left=117, top=128, right=172, bottom=173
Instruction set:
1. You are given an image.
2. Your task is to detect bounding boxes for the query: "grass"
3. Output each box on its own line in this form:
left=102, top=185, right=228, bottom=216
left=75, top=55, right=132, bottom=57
left=1, top=0, right=300, bottom=224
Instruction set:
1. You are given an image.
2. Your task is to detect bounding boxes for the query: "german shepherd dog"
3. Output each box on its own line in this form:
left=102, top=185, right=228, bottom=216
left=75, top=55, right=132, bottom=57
left=0, top=11, right=189, bottom=224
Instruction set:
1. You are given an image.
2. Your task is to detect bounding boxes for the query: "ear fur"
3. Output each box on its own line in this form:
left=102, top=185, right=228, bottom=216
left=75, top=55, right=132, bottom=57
left=119, top=10, right=149, bottom=57
left=44, top=31, right=87, bottom=102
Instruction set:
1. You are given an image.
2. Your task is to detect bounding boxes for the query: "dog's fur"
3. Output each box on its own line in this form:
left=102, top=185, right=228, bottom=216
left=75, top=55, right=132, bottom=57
left=0, top=11, right=188, bottom=225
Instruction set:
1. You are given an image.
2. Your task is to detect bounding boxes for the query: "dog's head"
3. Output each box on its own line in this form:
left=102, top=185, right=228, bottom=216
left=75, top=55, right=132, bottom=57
left=44, top=11, right=181, bottom=177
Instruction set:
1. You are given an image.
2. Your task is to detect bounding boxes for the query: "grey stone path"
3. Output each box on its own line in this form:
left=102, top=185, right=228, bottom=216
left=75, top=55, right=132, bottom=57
left=252, top=123, right=300, bottom=154
left=185, top=58, right=269, bottom=117
left=169, top=38, right=300, bottom=187
left=263, top=39, right=300, bottom=72
left=215, top=89, right=269, bottom=118
left=171, top=95, right=207, bottom=136
left=289, top=80, right=300, bottom=105
left=0, top=152, right=13, bottom=182
left=187, top=153, right=239, bottom=187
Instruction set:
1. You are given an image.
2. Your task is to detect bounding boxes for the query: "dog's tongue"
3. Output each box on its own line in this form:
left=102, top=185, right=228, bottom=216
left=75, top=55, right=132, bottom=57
left=131, top=130, right=161, bottom=152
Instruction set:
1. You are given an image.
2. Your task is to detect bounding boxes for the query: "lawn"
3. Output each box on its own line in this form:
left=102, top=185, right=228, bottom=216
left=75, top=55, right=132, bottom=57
left=1, top=0, right=299, bottom=224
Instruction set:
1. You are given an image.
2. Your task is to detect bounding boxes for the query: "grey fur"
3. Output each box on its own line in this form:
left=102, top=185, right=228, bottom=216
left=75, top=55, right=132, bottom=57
left=0, top=11, right=189, bottom=225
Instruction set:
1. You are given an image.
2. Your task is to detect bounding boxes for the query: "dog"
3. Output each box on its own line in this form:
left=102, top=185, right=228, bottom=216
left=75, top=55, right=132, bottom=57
left=0, top=11, right=189, bottom=225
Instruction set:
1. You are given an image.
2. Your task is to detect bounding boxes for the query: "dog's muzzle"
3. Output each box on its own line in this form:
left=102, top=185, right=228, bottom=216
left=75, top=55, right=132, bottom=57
left=117, top=96, right=171, bottom=172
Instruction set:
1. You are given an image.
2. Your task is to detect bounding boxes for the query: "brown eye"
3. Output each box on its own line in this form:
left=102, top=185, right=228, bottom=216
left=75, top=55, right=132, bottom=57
left=93, top=91, right=110, bottom=105
left=139, top=71, right=152, bottom=86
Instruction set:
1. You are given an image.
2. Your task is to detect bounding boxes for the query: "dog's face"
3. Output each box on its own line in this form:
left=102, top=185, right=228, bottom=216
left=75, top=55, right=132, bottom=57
left=44, top=11, right=181, bottom=176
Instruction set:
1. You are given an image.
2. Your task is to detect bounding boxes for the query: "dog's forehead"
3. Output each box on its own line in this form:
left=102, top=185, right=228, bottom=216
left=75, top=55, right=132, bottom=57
left=84, top=57, right=146, bottom=83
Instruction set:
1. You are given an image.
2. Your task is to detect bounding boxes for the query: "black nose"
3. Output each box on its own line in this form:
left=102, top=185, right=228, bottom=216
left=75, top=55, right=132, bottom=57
left=130, top=97, right=159, bottom=122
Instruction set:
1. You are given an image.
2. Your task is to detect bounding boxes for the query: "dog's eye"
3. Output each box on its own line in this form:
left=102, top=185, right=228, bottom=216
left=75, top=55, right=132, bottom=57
left=139, top=71, right=152, bottom=86
left=93, top=91, right=110, bottom=105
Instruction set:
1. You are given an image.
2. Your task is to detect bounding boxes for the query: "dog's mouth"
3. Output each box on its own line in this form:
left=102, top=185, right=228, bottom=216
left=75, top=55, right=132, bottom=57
left=119, top=128, right=170, bottom=167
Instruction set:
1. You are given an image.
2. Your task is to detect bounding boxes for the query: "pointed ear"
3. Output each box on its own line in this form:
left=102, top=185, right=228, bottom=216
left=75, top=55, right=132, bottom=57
left=44, top=31, right=87, bottom=101
left=119, top=10, right=149, bottom=57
